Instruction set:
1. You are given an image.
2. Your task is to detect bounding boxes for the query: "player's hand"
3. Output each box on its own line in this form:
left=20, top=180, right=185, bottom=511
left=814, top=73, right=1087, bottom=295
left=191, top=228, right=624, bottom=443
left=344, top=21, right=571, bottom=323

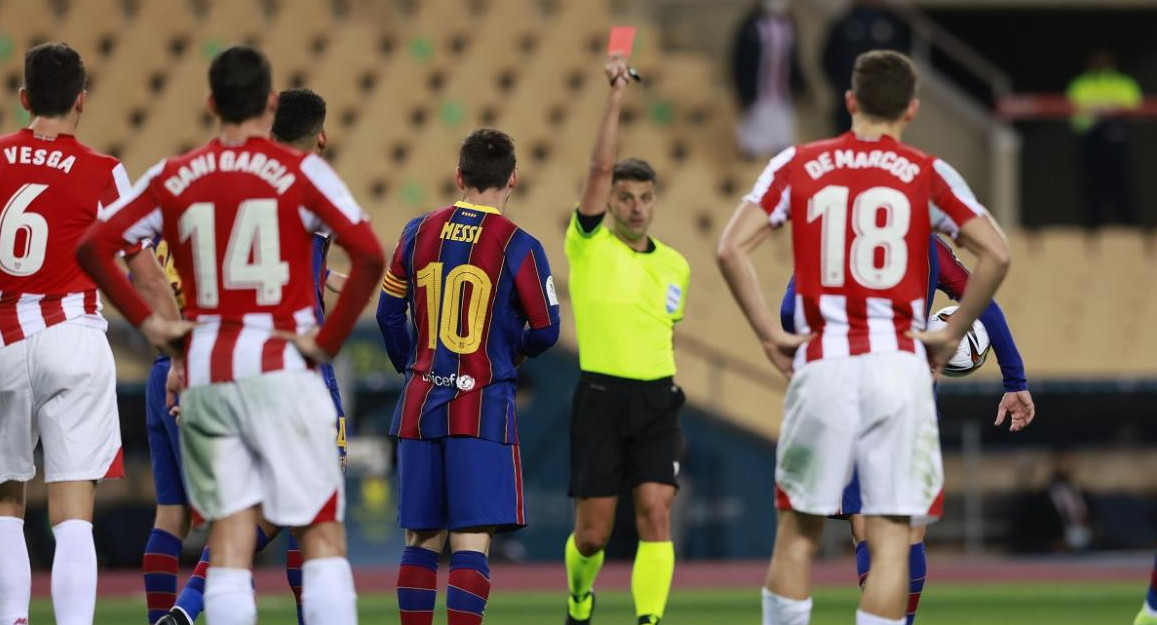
left=762, top=332, right=812, bottom=380
left=165, top=358, right=185, bottom=419
left=908, top=328, right=962, bottom=378
left=605, top=54, right=630, bottom=89
left=995, top=390, right=1035, bottom=432
left=140, top=314, right=194, bottom=357
left=273, top=327, right=334, bottom=364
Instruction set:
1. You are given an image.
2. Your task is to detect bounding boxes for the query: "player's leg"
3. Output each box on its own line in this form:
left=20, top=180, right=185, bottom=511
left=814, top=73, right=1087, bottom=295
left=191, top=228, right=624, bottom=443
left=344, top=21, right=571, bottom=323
left=849, top=506, right=929, bottom=625
left=625, top=381, right=684, bottom=625
left=179, top=381, right=263, bottom=625
left=444, top=436, right=528, bottom=625
left=245, top=371, right=355, bottom=625
left=631, top=483, right=676, bottom=625
left=858, top=515, right=911, bottom=623
left=1134, top=548, right=1157, bottom=625
left=0, top=339, right=34, bottom=625
left=396, top=438, right=448, bottom=625
left=765, top=357, right=858, bottom=625
left=286, top=529, right=305, bottom=625
left=566, top=375, right=629, bottom=623
left=143, top=355, right=191, bottom=624
left=34, top=325, right=123, bottom=625
left=855, top=352, right=943, bottom=625
left=0, top=481, right=30, bottom=625
left=763, top=510, right=823, bottom=625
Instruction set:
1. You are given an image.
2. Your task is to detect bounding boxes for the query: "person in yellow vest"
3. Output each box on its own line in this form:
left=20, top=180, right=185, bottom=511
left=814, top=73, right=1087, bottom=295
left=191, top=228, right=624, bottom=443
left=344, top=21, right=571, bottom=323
left=562, top=55, right=690, bottom=625
left=1066, top=50, right=1142, bottom=227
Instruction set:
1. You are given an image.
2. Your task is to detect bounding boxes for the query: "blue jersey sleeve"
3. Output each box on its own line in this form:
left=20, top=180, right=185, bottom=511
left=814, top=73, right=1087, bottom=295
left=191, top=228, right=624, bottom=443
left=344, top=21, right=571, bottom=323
left=512, top=239, right=561, bottom=357
left=780, top=276, right=797, bottom=333
left=978, top=301, right=1027, bottom=392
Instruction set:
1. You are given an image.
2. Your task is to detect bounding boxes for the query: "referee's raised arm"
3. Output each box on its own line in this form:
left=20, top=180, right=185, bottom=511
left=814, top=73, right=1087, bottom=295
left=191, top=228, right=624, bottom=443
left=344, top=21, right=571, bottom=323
left=577, top=55, right=631, bottom=218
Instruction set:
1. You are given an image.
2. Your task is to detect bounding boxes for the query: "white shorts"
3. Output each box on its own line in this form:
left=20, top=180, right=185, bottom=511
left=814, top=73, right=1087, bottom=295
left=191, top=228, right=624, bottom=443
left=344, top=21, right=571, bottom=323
left=179, top=370, right=344, bottom=527
left=0, top=323, right=122, bottom=483
left=776, top=351, right=943, bottom=522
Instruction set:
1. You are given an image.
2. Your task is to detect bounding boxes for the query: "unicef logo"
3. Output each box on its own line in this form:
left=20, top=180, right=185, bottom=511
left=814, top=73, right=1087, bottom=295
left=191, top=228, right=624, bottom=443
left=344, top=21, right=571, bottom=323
left=422, top=372, right=476, bottom=392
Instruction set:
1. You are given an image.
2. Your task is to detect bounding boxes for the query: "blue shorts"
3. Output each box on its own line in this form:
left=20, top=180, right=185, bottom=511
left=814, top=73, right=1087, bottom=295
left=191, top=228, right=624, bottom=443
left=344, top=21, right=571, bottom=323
left=146, top=356, right=186, bottom=506
left=397, top=437, right=526, bottom=533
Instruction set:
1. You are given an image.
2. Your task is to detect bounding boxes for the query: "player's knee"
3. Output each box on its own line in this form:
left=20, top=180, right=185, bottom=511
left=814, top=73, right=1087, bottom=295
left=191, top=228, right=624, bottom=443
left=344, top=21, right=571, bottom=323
left=574, top=525, right=610, bottom=555
left=635, top=502, right=671, bottom=541
left=299, top=521, right=347, bottom=560
left=0, top=482, right=24, bottom=519
left=154, top=505, right=191, bottom=538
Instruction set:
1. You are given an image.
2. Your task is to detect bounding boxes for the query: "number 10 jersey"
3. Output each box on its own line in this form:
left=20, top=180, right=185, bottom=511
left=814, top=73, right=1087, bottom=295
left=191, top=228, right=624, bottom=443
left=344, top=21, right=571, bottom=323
left=745, top=132, right=987, bottom=368
left=383, top=201, right=560, bottom=444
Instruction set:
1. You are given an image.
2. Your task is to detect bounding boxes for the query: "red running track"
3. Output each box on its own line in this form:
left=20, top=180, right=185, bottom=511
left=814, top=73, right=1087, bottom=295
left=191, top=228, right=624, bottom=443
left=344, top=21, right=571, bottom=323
left=32, top=556, right=1149, bottom=598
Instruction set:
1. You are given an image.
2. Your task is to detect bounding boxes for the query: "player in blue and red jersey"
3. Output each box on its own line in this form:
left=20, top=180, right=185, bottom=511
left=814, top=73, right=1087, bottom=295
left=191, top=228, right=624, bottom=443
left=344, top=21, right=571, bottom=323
left=376, top=128, right=560, bottom=625
left=780, top=234, right=1036, bottom=625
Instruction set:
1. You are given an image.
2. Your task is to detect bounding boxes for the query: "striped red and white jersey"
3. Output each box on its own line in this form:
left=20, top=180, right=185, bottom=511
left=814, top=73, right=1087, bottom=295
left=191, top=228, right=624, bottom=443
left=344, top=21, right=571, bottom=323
left=0, top=129, right=133, bottom=347
left=743, top=132, right=986, bottom=368
left=80, top=136, right=384, bottom=388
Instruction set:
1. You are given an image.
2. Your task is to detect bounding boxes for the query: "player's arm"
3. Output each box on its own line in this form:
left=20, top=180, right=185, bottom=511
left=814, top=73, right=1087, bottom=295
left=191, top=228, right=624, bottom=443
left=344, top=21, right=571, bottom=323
left=325, top=270, right=347, bottom=293
left=126, top=249, right=181, bottom=323
left=77, top=164, right=192, bottom=354
left=933, top=237, right=1033, bottom=429
left=376, top=230, right=414, bottom=373
left=718, top=148, right=807, bottom=378
left=512, top=239, right=561, bottom=358
left=914, top=161, right=1011, bottom=372
left=296, top=155, right=386, bottom=360
left=575, top=55, right=631, bottom=220
left=717, top=201, right=809, bottom=378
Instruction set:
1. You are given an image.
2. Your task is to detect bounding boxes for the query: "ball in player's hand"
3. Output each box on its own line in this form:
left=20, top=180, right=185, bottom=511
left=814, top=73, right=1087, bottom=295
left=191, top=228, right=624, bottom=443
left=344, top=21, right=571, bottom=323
left=926, top=306, right=991, bottom=377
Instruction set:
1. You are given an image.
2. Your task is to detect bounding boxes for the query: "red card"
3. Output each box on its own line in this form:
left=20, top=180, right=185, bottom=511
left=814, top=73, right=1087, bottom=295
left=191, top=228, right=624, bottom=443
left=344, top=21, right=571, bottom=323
left=607, top=26, right=636, bottom=59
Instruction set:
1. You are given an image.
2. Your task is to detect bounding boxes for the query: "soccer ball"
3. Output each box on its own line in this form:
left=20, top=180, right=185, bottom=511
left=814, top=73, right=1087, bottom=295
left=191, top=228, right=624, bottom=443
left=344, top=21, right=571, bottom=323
left=925, top=306, right=990, bottom=377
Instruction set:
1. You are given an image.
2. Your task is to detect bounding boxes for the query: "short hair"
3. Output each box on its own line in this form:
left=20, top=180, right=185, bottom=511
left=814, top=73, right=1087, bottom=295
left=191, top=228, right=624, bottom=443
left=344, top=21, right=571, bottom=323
left=208, top=45, right=272, bottom=124
left=851, top=50, right=918, bottom=121
left=612, top=158, right=657, bottom=185
left=273, top=88, right=326, bottom=145
left=23, top=43, right=86, bottom=118
left=458, top=128, right=516, bottom=192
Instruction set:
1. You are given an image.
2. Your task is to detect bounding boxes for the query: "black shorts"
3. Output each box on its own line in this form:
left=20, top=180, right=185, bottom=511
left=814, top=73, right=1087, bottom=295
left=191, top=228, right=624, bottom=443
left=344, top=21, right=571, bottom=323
left=568, top=372, right=685, bottom=498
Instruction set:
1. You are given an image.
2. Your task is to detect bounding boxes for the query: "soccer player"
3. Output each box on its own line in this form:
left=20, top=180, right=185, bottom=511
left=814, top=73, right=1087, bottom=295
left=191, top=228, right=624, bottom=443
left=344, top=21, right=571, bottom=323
left=0, top=42, right=179, bottom=625
left=77, top=45, right=384, bottom=625
left=144, top=87, right=349, bottom=625
left=717, top=50, right=1011, bottom=625
left=780, top=234, right=1036, bottom=625
left=563, top=56, right=690, bottom=625
left=376, top=128, right=560, bottom=625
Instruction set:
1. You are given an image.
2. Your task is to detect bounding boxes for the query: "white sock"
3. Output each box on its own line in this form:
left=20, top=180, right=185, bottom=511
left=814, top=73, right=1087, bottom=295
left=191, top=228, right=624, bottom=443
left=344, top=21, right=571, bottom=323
left=761, top=588, right=812, bottom=625
left=0, top=517, right=31, bottom=624
left=856, top=609, right=905, bottom=625
left=302, top=557, right=357, bottom=625
left=1144, top=601, right=1157, bottom=618
left=204, top=567, right=256, bottom=625
left=51, top=519, right=97, bottom=625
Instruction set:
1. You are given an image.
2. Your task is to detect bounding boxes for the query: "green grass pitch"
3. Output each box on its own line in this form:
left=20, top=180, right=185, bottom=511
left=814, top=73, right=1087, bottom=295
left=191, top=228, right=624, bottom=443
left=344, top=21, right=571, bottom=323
left=38, top=582, right=1140, bottom=624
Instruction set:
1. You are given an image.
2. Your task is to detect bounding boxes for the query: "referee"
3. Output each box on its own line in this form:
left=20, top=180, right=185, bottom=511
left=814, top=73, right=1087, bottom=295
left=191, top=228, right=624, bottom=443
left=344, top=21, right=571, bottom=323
left=563, top=55, right=690, bottom=625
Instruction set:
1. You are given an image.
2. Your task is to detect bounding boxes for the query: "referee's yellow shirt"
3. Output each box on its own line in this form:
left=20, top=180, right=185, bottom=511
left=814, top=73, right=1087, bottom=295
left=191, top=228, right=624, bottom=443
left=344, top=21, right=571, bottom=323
left=565, top=211, right=690, bottom=380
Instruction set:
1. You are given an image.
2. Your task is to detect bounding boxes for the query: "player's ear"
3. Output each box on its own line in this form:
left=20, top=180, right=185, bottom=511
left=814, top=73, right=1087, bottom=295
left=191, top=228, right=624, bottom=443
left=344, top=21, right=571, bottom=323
left=266, top=91, right=278, bottom=116
left=316, top=129, right=328, bottom=154
left=904, top=98, right=921, bottom=123
left=845, top=90, right=858, bottom=116
left=74, top=90, right=86, bottom=115
left=18, top=88, right=30, bottom=112
left=508, top=169, right=518, bottom=190
left=455, top=168, right=467, bottom=192
left=207, top=94, right=219, bottom=117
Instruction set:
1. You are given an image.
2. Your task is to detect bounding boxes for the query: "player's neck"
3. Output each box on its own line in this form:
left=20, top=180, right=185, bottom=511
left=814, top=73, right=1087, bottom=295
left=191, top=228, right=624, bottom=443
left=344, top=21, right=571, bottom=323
left=850, top=117, right=905, bottom=142
left=613, top=225, right=651, bottom=252
left=27, top=115, right=77, bottom=139
left=218, top=119, right=271, bottom=146
left=461, top=189, right=507, bottom=213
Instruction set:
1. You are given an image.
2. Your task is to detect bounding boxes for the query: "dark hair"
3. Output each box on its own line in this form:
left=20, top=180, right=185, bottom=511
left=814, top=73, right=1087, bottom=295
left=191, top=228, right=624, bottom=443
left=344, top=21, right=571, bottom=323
left=273, top=88, right=326, bottom=144
left=208, top=45, right=272, bottom=124
left=851, top=50, right=918, bottom=121
left=458, top=128, right=516, bottom=191
left=612, top=158, right=657, bottom=185
left=23, top=43, right=86, bottom=118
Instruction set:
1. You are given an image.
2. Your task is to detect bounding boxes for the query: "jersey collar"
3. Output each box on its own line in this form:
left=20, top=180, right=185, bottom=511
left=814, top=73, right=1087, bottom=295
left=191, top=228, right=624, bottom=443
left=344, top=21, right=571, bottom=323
left=454, top=200, right=501, bottom=215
